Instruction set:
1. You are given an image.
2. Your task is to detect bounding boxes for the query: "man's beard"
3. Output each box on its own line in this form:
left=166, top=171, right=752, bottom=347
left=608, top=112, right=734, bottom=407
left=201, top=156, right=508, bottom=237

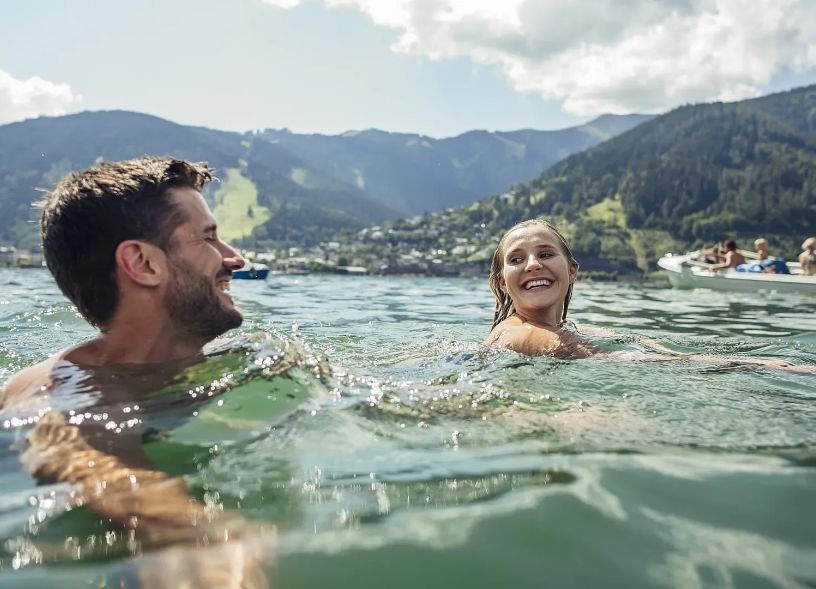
left=163, top=256, right=243, bottom=343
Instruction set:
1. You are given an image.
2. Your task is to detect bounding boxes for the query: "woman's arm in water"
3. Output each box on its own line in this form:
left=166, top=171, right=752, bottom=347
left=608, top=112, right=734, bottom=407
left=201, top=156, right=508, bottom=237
left=486, top=321, right=814, bottom=372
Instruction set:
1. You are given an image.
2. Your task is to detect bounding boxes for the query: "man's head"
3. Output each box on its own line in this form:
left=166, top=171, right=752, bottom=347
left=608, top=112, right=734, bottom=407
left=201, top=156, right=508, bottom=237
left=754, top=238, right=768, bottom=253
left=159, top=186, right=245, bottom=342
left=40, top=156, right=243, bottom=338
left=723, top=239, right=738, bottom=252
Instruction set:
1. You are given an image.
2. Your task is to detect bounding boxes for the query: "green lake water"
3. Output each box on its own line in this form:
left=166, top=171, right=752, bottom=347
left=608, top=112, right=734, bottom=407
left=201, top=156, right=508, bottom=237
left=1, top=269, right=815, bottom=588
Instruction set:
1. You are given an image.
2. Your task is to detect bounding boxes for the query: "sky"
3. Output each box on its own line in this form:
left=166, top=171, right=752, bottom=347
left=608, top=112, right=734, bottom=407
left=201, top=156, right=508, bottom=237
left=1, top=0, right=816, bottom=137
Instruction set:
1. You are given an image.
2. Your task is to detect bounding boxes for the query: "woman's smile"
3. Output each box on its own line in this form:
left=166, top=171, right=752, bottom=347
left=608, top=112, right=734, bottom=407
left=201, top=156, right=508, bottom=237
left=522, top=277, right=553, bottom=290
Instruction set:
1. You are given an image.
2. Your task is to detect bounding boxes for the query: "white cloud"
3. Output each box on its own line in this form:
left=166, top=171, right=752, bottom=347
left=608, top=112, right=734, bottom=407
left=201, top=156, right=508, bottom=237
left=0, top=70, right=82, bottom=125
left=265, top=0, right=816, bottom=115
left=259, top=0, right=303, bottom=8
left=326, top=0, right=412, bottom=28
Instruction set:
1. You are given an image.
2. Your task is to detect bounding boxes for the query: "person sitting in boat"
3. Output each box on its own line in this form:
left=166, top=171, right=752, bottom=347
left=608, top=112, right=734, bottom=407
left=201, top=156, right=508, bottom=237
left=708, top=239, right=745, bottom=271
left=735, top=237, right=791, bottom=274
left=800, top=237, right=816, bottom=276
left=698, top=242, right=725, bottom=264
left=754, top=238, right=770, bottom=261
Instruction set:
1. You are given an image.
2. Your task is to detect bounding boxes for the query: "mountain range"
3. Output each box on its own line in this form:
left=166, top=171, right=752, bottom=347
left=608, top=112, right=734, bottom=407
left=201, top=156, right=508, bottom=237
left=3, top=83, right=812, bottom=274
left=0, top=111, right=649, bottom=249
left=259, top=113, right=651, bottom=216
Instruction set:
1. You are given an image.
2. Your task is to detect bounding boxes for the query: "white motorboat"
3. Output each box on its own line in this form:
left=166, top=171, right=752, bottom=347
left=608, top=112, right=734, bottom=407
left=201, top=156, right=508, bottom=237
left=657, top=250, right=816, bottom=294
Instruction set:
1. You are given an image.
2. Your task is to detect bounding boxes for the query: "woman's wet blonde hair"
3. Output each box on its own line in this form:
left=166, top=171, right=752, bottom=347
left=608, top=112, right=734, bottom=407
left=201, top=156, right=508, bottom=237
left=488, top=218, right=579, bottom=330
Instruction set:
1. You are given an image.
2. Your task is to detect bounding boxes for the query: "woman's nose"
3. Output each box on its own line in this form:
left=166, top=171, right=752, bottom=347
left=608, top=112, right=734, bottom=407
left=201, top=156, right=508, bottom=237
left=525, top=254, right=542, bottom=270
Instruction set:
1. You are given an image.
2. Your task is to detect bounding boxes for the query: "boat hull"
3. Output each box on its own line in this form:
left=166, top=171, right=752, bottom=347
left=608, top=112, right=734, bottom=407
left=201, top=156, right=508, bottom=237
left=233, top=263, right=269, bottom=280
left=658, top=253, right=816, bottom=294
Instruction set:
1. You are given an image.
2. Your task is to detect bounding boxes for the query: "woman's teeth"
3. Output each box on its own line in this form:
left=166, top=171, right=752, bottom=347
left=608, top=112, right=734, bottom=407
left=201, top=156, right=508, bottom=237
left=525, top=279, right=552, bottom=290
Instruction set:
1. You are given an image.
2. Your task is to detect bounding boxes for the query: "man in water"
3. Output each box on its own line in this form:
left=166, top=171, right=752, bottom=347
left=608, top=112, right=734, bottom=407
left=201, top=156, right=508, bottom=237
left=1, top=157, right=268, bottom=587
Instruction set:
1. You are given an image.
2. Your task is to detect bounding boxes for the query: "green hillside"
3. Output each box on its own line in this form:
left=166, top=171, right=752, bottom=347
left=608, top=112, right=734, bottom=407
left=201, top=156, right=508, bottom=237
left=212, top=167, right=270, bottom=241
left=372, top=85, right=816, bottom=275
left=0, top=111, right=396, bottom=250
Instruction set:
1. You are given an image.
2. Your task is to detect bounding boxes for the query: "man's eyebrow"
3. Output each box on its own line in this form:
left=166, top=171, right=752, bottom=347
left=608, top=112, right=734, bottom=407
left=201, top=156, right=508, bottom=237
left=203, top=223, right=218, bottom=234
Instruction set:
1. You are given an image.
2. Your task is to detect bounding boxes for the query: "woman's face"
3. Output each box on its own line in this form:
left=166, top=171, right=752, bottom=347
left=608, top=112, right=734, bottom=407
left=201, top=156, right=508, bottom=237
left=499, top=225, right=577, bottom=325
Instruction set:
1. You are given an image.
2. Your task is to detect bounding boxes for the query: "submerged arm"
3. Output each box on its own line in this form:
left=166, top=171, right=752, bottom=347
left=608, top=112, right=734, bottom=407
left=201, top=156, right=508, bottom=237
left=23, top=411, right=233, bottom=544
left=21, top=410, right=270, bottom=587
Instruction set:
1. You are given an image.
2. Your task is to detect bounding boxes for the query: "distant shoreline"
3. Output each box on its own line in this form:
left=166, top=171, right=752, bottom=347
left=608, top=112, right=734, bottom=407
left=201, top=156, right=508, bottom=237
left=0, top=265, right=667, bottom=284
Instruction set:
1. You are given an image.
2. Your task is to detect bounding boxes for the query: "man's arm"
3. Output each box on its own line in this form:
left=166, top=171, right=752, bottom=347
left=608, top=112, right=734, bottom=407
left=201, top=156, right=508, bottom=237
left=23, top=411, right=235, bottom=543
left=709, top=251, right=734, bottom=271
left=3, top=363, right=269, bottom=587
left=23, top=410, right=270, bottom=586
left=5, top=359, right=241, bottom=542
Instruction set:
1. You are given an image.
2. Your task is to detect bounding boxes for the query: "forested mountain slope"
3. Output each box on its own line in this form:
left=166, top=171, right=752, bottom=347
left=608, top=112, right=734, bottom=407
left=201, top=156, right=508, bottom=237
left=404, top=85, right=816, bottom=273
left=0, top=111, right=396, bottom=248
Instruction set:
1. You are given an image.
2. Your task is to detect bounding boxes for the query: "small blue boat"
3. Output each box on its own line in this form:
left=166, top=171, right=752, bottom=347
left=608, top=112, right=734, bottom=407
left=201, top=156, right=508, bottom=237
left=233, top=262, right=269, bottom=280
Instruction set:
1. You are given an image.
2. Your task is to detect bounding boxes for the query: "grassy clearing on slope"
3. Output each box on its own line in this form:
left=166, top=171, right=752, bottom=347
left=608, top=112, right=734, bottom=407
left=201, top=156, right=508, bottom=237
left=585, top=197, right=626, bottom=227
left=212, top=168, right=270, bottom=242
left=582, top=197, right=679, bottom=271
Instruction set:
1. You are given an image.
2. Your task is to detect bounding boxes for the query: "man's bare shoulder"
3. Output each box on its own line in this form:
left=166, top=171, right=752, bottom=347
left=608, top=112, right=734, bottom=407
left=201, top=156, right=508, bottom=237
left=1, top=356, right=63, bottom=409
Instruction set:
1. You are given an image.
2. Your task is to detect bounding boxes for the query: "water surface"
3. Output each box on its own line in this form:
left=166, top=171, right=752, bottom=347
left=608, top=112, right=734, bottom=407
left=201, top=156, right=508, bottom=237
left=1, top=269, right=815, bottom=588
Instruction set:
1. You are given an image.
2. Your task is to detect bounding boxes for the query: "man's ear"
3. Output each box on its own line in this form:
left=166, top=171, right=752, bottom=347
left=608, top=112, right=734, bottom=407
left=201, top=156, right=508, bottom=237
left=115, top=240, right=165, bottom=287
left=568, top=263, right=578, bottom=284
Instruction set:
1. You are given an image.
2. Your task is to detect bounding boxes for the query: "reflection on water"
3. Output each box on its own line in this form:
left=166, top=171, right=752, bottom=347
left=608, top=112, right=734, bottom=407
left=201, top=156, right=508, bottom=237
left=0, top=270, right=815, bottom=588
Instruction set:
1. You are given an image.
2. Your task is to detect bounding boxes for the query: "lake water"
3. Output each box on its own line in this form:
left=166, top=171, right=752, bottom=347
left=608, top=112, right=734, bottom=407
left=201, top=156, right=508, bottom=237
left=1, top=269, right=815, bottom=588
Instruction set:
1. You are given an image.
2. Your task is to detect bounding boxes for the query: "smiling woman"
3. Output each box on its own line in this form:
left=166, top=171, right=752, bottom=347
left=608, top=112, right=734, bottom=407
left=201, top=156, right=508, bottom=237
left=484, top=218, right=597, bottom=358
left=483, top=219, right=816, bottom=372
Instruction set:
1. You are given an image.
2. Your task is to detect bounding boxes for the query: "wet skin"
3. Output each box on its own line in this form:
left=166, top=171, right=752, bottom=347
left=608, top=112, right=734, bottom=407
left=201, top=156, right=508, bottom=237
left=485, top=225, right=591, bottom=358
left=0, top=188, right=271, bottom=588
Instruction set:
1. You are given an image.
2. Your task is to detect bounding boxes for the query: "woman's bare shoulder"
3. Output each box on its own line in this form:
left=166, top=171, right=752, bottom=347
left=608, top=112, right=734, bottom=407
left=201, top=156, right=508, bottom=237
left=484, top=316, right=524, bottom=346
left=485, top=317, right=560, bottom=355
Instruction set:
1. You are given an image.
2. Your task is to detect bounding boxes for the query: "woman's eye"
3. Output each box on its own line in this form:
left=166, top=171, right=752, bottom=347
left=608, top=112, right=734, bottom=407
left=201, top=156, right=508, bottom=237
left=539, top=252, right=553, bottom=259
left=509, top=257, right=522, bottom=264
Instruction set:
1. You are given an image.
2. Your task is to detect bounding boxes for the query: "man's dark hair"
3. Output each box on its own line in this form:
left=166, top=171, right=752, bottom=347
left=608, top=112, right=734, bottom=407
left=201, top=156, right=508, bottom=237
left=39, top=156, right=214, bottom=327
left=723, top=239, right=738, bottom=251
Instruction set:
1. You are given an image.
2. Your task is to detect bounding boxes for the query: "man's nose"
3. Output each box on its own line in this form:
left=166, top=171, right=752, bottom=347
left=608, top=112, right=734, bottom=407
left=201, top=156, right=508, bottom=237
left=219, top=241, right=245, bottom=270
